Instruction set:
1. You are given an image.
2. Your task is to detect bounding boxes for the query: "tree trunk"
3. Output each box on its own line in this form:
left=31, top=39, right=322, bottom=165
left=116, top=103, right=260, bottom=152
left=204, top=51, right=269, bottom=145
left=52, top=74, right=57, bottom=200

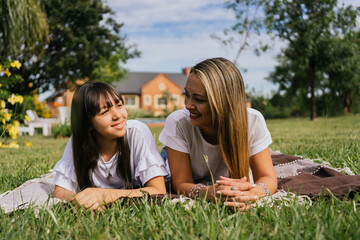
left=343, top=93, right=352, bottom=114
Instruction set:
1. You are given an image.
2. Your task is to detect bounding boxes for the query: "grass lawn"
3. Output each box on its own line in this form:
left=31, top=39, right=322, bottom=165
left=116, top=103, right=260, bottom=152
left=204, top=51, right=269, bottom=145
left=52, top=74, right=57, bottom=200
left=0, top=115, right=359, bottom=239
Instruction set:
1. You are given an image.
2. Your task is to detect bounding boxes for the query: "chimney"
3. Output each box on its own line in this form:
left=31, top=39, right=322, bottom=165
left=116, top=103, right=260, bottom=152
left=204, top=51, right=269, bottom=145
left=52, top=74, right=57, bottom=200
left=182, top=67, right=191, bottom=76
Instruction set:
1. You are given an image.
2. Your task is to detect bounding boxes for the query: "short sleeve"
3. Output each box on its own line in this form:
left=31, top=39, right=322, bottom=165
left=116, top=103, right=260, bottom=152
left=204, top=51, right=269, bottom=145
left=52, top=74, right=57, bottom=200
left=248, top=109, right=272, bottom=156
left=53, top=137, right=79, bottom=193
left=158, top=110, right=189, bottom=153
left=128, top=121, right=169, bottom=185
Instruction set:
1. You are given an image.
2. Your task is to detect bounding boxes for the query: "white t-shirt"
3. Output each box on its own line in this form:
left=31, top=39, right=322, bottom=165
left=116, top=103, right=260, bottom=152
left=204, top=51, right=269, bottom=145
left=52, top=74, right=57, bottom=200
left=53, top=120, right=169, bottom=193
left=159, top=108, right=272, bottom=185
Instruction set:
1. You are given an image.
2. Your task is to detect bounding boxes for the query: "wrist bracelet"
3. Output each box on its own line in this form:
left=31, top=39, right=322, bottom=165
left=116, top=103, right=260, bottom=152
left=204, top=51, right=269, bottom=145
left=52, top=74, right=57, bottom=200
left=189, top=184, right=206, bottom=199
left=256, top=182, right=270, bottom=197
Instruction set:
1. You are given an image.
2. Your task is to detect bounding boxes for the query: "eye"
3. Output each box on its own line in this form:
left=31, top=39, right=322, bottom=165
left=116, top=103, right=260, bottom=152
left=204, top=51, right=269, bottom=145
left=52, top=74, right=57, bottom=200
left=117, top=103, right=123, bottom=108
left=100, top=110, right=108, bottom=115
left=195, top=98, right=205, bottom=103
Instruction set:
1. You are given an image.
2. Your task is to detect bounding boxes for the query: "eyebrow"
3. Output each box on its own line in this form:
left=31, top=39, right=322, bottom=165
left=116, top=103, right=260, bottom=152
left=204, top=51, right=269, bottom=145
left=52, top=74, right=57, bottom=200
left=184, top=88, right=206, bottom=98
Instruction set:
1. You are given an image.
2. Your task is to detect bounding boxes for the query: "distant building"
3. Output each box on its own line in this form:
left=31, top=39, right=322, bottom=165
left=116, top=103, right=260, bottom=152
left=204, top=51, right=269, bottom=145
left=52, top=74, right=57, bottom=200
left=45, top=69, right=190, bottom=117
left=113, top=70, right=189, bottom=116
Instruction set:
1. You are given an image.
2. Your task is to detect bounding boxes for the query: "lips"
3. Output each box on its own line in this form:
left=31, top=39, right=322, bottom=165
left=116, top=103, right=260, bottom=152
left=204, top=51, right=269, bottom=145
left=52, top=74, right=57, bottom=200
left=112, top=121, right=124, bottom=129
left=189, top=112, right=201, bottom=119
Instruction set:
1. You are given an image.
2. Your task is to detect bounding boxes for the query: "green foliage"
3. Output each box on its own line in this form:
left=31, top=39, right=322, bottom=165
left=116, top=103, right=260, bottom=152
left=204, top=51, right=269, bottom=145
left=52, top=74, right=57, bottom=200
left=52, top=123, right=71, bottom=138
left=264, top=0, right=360, bottom=119
left=126, top=108, right=148, bottom=119
left=222, top=0, right=360, bottom=119
left=0, top=0, right=50, bottom=58
left=0, top=116, right=359, bottom=239
left=0, top=60, right=27, bottom=144
left=12, top=0, right=140, bottom=94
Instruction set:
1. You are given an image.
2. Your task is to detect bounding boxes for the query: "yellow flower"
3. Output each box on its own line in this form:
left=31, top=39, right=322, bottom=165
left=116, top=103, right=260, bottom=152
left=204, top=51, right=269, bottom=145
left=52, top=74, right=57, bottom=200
left=28, top=82, right=33, bottom=88
left=4, top=68, right=11, bottom=77
left=8, top=94, right=17, bottom=105
left=25, top=141, right=33, bottom=147
left=0, top=83, right=2, bottom=88
left=8, top=141, right=19, bottom=148
left=4, top=112, right=12, bottom=121
left=13, top=120, right=20, bottom=128
left=25, top=115, right=31, bottom=122
left=10, top=60, right=21, bottom=69
left=16, top=95, right=23, bottom=104
left=0, top=65, right=2, bottom=72
left=0, top=100, right=5, bottom=109
left=8, top=124, right=19, bottom=139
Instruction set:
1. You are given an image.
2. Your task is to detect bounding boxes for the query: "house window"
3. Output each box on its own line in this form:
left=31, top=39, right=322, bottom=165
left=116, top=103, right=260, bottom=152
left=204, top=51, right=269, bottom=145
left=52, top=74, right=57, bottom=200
left=171, top=94, right=179, bottom=105
left=124, top=96, right=136, bottom=106
left=158, top=97, right=167, bottom=105
left=144, top=95, right=152, bottom=106
left=154, top=95, right=167, bottom=109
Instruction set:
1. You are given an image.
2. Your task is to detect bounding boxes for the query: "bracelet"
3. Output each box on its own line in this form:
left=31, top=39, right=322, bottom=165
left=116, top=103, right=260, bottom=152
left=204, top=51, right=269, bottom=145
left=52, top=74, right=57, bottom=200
left=256, top=182, right=270, bottom=197
left=189, top=184, right=206, bottom=199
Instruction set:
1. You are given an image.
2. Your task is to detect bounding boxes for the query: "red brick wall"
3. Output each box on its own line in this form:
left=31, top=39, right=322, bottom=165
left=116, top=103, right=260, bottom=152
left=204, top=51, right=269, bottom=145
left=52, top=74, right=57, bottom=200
left=142, top=73, right=184, bottom=115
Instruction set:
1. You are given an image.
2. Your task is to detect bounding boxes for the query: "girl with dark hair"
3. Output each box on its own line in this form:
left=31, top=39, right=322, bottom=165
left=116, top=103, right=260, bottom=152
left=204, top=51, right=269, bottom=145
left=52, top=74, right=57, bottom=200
left=52, top=81, right=168, bottom=211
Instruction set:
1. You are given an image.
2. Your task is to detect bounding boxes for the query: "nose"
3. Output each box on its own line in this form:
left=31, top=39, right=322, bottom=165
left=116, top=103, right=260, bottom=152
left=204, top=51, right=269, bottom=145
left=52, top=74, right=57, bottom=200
left=111, top=108, right=121, bottom=120
left=185, top=98, right=195, bottom=110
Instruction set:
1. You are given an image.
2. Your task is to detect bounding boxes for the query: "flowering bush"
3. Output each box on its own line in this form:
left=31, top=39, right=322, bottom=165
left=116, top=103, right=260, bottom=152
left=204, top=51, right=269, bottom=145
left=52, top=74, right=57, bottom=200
left=0, top=60, right=31, bottom=148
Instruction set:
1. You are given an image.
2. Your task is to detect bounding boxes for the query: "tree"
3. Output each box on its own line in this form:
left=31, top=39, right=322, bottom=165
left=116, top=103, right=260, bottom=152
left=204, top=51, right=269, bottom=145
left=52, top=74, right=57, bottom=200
left=323, top=31, right=360, bottom=114
left=264, top=0, right=359, bottom=120
left=0, top=0, right=50, bottom=59
left=15, top=0, right=139, bottom=94
left=212, top=0, right=269, bottom=65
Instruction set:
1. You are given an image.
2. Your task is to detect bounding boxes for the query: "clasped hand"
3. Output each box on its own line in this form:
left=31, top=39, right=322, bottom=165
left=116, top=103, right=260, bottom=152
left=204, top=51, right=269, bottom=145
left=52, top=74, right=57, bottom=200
left=71, top=188, right=108, bottom=211
left=214, top=176, right=259, bottom=211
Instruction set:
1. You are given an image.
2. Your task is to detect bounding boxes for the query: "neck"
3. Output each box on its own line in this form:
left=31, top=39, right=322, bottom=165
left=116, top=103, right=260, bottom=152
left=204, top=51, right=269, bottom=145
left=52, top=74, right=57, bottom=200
left=200, top=126, right=218, bottom=145
left=96, top=136, right=118, bottom=162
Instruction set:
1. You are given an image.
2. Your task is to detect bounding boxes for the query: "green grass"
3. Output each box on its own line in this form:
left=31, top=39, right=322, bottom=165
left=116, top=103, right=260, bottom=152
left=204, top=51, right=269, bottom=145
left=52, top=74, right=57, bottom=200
left=1, top=115, right=359, bottom=239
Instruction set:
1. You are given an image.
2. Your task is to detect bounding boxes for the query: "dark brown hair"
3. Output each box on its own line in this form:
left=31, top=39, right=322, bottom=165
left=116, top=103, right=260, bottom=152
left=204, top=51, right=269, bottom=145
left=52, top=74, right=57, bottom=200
left=71, top=81, right=132, bottom=190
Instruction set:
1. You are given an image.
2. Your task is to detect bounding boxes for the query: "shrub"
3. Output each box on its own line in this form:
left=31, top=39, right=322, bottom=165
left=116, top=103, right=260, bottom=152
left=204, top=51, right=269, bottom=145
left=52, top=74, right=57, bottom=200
left=52, top=123, right=71, bottom=138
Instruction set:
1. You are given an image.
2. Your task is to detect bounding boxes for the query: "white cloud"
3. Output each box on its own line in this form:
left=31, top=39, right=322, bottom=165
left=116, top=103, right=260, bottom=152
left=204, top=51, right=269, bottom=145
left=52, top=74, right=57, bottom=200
left=103, top=0, right=360, bottom=96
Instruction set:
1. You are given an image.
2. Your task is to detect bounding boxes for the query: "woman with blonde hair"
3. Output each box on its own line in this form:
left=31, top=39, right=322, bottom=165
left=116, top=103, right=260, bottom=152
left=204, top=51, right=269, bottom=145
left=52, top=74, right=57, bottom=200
left=159, top=57, right=277, bottom=211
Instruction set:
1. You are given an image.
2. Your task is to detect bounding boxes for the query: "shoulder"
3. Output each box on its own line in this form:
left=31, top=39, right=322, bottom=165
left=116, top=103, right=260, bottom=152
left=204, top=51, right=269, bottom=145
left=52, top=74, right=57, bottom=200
left=247, top=108, right=267, bottom=125
left=247, top=107, right=265, bottom=119
left=164, top=108, right=191, bottom=129
left=166, top=108, right=189, bottom=122
left=126, top=120, right=152, bottom=139
left=126, top=119, right=150, bottom=132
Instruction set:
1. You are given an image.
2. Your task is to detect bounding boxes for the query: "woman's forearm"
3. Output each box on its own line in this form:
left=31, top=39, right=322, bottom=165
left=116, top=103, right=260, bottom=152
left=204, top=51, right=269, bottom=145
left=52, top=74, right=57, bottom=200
left=253, top=176, right=278, bottom=196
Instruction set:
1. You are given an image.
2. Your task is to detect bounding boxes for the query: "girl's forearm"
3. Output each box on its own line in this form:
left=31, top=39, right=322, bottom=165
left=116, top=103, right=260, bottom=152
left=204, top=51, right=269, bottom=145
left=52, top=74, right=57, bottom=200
left=102, top=186, right=166, bottom=204
left=53, top=186, right=76, bottom=202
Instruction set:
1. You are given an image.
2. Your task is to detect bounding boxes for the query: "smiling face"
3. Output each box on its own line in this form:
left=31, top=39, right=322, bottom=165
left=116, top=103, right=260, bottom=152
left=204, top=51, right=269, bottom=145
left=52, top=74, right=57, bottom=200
left=91, top=95, right=128, bottom=142
left=184, top=73, right=213, bottom=128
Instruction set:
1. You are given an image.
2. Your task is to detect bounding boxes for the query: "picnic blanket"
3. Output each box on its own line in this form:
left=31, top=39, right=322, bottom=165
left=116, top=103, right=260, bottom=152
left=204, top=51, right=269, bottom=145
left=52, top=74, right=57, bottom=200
left=272, top=152, right=360, bottom=198
left=1, top=153, right=359, bottom=214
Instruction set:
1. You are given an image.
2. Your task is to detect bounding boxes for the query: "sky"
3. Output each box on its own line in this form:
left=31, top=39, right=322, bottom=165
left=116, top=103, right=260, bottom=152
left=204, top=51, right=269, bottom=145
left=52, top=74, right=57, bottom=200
left=105, top=0, right=280, bottom=96
left=38, top=0, right=360, bottom=100
left=104, top=0, right=359, bottom=97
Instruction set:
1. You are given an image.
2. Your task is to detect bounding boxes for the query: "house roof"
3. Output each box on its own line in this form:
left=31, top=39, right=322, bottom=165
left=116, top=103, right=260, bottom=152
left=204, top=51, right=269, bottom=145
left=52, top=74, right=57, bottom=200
left=112, top=72, right=187, bottom=95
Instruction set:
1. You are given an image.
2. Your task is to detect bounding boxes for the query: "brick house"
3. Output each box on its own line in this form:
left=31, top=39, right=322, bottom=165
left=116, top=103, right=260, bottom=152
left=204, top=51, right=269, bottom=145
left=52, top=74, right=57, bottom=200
left=113, top=70, right=188, bottom=116
left=45, top=70, right=189, bottom=117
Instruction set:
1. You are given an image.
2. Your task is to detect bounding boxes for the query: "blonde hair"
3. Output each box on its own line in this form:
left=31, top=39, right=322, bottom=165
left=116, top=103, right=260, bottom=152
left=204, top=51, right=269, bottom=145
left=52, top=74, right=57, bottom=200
left=190, top=58, right=249, bottom=179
